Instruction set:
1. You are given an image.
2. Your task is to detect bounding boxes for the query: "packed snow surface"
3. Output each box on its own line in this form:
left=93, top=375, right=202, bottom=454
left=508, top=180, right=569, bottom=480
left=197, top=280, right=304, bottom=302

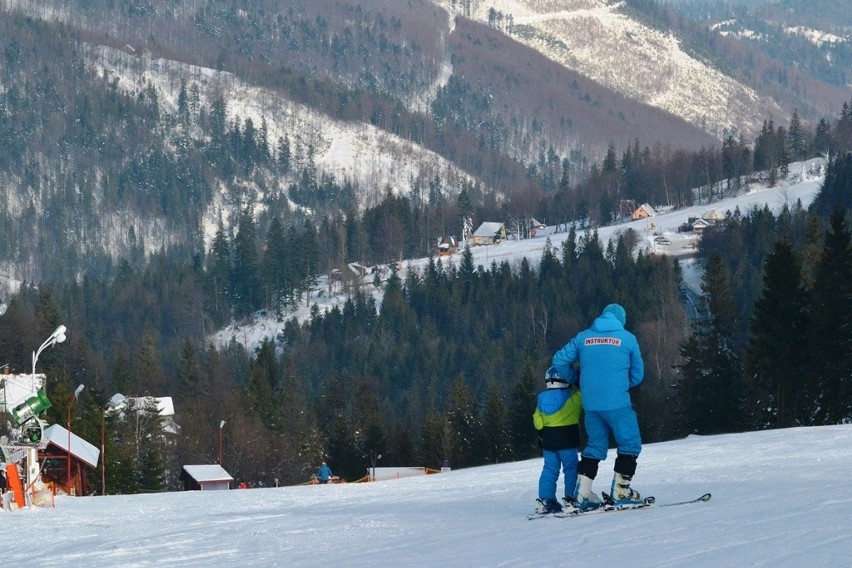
left=3, top=424, right=851, bottom=567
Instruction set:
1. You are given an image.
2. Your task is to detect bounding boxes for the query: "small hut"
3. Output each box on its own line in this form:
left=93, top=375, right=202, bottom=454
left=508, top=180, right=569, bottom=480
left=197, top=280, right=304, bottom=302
left=180, top=464, right=234, bottom=491
left=471, top=222, right=507, bottom=246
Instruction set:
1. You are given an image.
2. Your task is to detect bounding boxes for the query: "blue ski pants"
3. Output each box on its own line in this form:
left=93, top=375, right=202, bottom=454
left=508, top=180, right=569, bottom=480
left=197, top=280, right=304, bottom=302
left=538, top=448, right=579, bottom=501
left=581, top=406, right=642, bottom=461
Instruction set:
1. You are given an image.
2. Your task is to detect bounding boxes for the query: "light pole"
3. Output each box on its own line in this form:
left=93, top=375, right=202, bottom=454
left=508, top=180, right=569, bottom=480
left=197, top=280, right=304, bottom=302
left=218, top=420, right=226, bottom=465
left=370, top=450, right=382, bottom=481
left=100, top=394, right=125, bottom=496
left=67, top=384, right=84, bottom=495
left=101, top=405, right=106, bottom=495
left=33, top=324, right=67, bottom=396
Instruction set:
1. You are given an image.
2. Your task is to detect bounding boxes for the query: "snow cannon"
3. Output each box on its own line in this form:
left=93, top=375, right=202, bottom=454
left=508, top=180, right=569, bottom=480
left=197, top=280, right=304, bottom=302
left=11, top=389, right=52, bottom=427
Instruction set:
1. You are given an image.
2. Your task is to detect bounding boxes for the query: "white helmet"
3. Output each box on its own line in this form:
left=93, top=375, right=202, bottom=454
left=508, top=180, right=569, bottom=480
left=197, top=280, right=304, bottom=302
left=545, top=366, right=569, bottom=389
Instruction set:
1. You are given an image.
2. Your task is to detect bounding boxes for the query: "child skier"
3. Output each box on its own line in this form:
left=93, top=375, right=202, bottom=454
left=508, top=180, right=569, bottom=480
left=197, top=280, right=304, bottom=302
left=533, top=366, right=582, bottom=514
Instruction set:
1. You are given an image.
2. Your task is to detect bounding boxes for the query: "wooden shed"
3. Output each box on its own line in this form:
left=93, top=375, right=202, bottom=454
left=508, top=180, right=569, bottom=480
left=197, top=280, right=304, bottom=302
left=39, top=424, right=100, bottom=496
left=180, top=464, right=234, bottom=491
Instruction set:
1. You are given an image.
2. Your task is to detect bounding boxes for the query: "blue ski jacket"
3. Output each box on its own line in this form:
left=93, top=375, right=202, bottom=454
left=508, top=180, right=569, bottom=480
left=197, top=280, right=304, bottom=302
left=552, top=311, right=644, bottom=411
left=318, top=463, right=332, bottom=482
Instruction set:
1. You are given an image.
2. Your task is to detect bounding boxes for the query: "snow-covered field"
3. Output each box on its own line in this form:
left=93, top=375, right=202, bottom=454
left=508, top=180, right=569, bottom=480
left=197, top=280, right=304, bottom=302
left=214, top=158, right=826, bottom=351
left=3, top=424, right=850, bottom=567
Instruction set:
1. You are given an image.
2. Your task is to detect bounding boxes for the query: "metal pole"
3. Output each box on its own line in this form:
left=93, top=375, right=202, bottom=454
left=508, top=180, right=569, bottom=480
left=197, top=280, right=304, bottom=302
left=67, top=384, right=84, bottom=495
left=101, top=407, right=106, bottom=496
left=218, top=420, right=226, bottom=465
left=67, top=400, right=74, bottom=493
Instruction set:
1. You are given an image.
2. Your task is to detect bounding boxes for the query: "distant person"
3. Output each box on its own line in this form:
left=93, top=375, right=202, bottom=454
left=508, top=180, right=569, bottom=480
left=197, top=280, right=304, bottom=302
left=317, top=461, right=332, bottom=484
left=532, top=366, right=582, bottom=514
left=552, top=303, right=645, bottom=511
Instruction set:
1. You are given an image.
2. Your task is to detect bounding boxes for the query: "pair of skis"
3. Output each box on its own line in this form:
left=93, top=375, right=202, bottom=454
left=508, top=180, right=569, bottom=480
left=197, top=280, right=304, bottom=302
left=527, top=492, right=711, bottom=520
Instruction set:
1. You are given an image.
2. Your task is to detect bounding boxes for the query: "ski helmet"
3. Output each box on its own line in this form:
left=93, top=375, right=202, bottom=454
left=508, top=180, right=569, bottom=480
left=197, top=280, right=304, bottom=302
left=545, top=366, right=569, bottom=389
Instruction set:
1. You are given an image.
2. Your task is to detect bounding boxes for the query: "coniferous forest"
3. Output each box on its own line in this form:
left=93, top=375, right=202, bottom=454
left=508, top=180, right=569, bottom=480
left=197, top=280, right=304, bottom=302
left=2, top=168, right=850, bottom=490
left=0, top=6, right=850, bottom=493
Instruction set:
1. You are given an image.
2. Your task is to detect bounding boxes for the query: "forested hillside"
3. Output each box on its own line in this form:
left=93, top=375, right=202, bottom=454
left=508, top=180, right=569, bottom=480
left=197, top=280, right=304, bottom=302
left=1, top=0, right=849, bottom=285
left=0, top=1, right=849, bottom=491
left=659, top=0, right=852, bottom=88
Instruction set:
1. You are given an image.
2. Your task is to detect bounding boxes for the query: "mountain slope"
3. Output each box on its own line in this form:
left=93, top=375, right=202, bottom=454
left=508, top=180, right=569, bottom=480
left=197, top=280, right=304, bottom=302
left=88, top=45, right=480, bottom=241
left=454, top=0, right=850, bottom=139
left=0, top=0, right=848, bottom=286
left=660, top=0, right=852, bottom=87
left=5, top=424, right=851, bottom=566
left=440, top=16, right=719, bottom=161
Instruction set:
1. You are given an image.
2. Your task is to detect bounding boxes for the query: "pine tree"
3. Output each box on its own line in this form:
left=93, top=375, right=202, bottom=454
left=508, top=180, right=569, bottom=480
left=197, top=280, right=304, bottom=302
left=296, top=219, right=319, bottom=300
left=481, top=386, right=512, bottom=464
left=744, top=239, right=809, bottom=428
left=445, top=374, right=482, bottom=467
left=175, top=340, right=203, bottom=400
left=112, top=396, right=168, bottom=494
left=262, top=215, right=289, bottom=310
left=325, top=412, right=363, bottom=482
left=507, top=360, right=539, bottom=459
left=137, top=399, right=168, bottom=493
left=458, top=243, right=476, bottom=301
left=134, top=323, right=165, bottom=395
left=680, top=254, right=744, bottom=434
left=811, top=118, right=832, bottom=156
left=812, top=152, right=852, bottom=216
left=207, top=224, right=232, bottom=325
left=787, top=109, right=808, bottom=162
left=98, top=409, right=123, bottom=495
left=231, top=207, right=261, bottom=318
left=246, top=339, right=279, bottom=428
left=419, top=411, right=449, bottom=469
left=276, top=134, right=291, bottom=173
left=561, top=225, right=577, bottom=271
left=807, top=209, right=852, bottom=423
left=177, top=78, right=190, bottom=129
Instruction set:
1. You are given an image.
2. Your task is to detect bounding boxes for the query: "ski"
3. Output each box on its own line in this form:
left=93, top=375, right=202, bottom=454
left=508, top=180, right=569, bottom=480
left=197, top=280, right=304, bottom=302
left=527, top=511, right=563, bottom=520
left=527, top=492, right=710, bottom=519
left=651, top=492, right=711, bottom=508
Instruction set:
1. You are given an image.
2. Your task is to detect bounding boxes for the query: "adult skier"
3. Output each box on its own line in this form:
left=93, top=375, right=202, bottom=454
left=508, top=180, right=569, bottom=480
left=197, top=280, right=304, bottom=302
left=552, top=303, right=645, bottom=511
left=317, top=461, right=333, bottom=484
left=532, top=367, right=582, bottom=514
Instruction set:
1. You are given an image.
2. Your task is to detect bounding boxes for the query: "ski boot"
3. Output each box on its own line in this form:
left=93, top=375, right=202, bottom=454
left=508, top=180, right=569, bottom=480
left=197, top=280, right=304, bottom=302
left=571, top=474, right=602, bottom=512
left=609, top=472, right=644, bottom=508
left=535, top=498, right=563, bottom=514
